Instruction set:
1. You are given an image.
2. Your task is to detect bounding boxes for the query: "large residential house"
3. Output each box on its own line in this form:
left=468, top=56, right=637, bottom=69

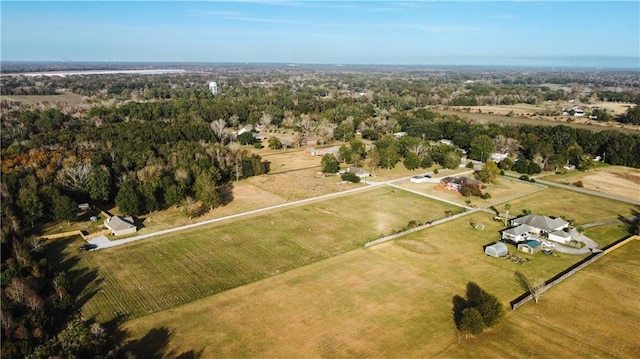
left=440, top=176, right=482, bottom=193
left=501, top=214, right=569, bottom=243
left=104, top=216, right=137, bottom=236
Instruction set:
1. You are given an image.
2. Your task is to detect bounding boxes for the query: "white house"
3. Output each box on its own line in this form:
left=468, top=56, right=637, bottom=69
left=409, top=174, right=432, bottom=183
left=490, top=152, right=508, bottom=163
left=510, top=214, right=569, bottom=234
left=104, top=216, right=137, bottom=236
left=501, top=224, right=532, bottom=243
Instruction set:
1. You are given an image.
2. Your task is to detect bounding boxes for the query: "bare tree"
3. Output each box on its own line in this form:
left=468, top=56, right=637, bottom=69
left=57, top=162, right=93, bottom=193
left=514, top=271, right=545, bottom=304
left=210, top=119, right=228, bottom=143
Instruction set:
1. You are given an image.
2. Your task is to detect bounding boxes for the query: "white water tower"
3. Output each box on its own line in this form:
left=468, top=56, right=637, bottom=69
left=209, top=81, right=217, bottom=96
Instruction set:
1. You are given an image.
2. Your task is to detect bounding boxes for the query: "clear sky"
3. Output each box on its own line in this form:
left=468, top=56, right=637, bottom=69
left=2, top=1, right=639, bottom=68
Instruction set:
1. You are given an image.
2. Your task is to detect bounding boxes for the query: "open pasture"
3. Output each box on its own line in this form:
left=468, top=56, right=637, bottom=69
left=76, top=186, right=458, bottom=321
left=120, top=212, right=601, bottom=358
left=398, top=174, right=541, bottom=208
left=541, top=165, right=640, bottom=200
left=1, top=91, right=87, bottom=106
left=440, top=237, right=640, bottom=358
left=504, top=187, right=637, bottom=225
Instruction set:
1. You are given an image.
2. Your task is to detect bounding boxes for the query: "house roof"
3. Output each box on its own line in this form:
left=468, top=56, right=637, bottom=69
left=511, top=214, right=568, bottom=232
left=502, top=224, right=531, bottom=236
left=550, top=230, right=571, bottom=238
left=441, top=176, right=482, bottom=185
left=105, top=216, right=135, bottom=231
left=346, top=167, right=368, bottom=175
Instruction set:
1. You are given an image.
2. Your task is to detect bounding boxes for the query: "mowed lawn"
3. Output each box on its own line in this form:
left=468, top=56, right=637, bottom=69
left=500, top=187, right=637, bottom=225
left=121, top=213, right=611, bottom=358
left=75, top=186, right=459, bottom=321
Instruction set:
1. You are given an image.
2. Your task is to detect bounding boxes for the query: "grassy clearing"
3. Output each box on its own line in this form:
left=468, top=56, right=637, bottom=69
left=74, top=186, right=458, bottom=321
left=439, top=238, right=640, bottom=358
left=121, top=212, right=619, bottom=358
left=1, top=91, right=87, bottom=106
left=501, top=187, right=636, bottom=225
left=398, top=174, right=540, bottom=208
left=541, top=165, right=640, bottom=200
left=436, top=108, right=640, bottom=135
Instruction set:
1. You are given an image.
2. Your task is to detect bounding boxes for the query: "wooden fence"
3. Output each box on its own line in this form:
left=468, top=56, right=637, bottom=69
left=510, top=235, right=638, bottom=310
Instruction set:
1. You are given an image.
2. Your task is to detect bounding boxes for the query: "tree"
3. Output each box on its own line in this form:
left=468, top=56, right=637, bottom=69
left=503, top=203, right=511, bottom=226
left=88, top=167, right=111, bottom=203
left=194, top=172, right=221, bottom=210
left=321, top=153, right=340, bottom=173
left=268, top=136, right=283, bottom=150
left=576, top=225, right=585, bottom=241
left=514, top=271, right=545, bottom=304
left=210, top=119, right=228, bottom=143
left=17, top=186, right=43, bottom=228
left=52, top=192, right=77, bottom=225
left=477, top=291, right=504, bottom=327
left=237, top=131, right=257, bottom=145
left=459, top=308, right=484, bottom=338
left=338, top=145, right=352, bottom=164
left=115, top=181, right=142, bottom=216
left=368, top=149, right=380, bottom=175
left=470, top=134, right=496, bottom=162
left=403, top=152, right=420, bottom=170
left=477, top=160, right=499, bottom=183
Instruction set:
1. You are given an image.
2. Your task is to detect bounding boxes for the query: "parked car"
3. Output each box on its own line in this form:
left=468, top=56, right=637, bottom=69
left=79, top=244, right=98, bottom=252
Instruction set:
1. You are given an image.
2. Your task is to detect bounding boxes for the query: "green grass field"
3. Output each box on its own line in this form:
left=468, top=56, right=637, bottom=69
left=70, top=186, right=459, bottom=321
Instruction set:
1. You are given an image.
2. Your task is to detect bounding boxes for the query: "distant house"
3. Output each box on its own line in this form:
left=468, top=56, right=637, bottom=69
left=490, top=152, right=508, bottom=163
left=305, top=146, right=340, bottom=157
left=342, top=167, right=370, bottom=179
left=104, top=216, right=137, bottom=236
left=439, top=139, right=454, bottom=146
left=78, top=203, right=90, bottom=211
left=440, top=176, right=482, bottom=193
left=485, top=242, right=508, bottom=258
left=518, top=239, right=542, bottom=254
left=563, top=164, right=576, bottom=171
left=393, top=132, right=407, bottom=138
left=409, top=174, right=432, bottom=183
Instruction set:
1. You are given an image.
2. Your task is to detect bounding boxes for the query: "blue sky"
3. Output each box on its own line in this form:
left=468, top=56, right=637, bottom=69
left=2, top=1, right=639, bottom=67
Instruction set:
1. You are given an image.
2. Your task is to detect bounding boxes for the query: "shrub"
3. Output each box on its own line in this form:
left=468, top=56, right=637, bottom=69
left=573, top=180, right=584, bottom=187
left=340, top=172, right=361, bottom=183
left=433, top=168, right=439, bottom=174
left=253, top=142, right=263, bottom=149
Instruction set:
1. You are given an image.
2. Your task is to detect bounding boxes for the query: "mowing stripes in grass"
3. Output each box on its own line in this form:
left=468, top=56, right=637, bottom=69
left=78, top=187, right=459, bottom=321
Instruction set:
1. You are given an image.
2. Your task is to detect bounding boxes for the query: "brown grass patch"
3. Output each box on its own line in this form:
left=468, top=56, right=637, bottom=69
left=543, top=165, right=640, bottom=200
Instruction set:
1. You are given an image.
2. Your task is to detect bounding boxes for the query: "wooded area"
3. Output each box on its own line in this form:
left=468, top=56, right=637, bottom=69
left=1, top=64, right=639, bottom=357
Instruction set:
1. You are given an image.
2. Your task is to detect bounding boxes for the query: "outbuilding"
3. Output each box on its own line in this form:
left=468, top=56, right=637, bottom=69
left=485, top=242, right=508, bottom=258
left=518, top=239, right=542, bottom=254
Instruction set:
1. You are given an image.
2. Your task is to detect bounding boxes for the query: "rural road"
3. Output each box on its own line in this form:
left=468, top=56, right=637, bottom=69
left=504, top=172, right=640, bottom=206
left=89, top=169, right=456, bottom=250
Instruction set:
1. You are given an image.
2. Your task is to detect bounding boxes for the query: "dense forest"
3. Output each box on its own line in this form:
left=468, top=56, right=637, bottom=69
left=1, top=64, right=639, bottom=357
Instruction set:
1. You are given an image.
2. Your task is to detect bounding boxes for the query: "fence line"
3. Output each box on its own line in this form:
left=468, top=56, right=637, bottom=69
left=511, top=235, right=639, bottom=310
left=38, top=230, right=86, bottom=240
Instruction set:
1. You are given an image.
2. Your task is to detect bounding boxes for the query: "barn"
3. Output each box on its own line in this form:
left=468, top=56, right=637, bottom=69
left=485, top=242, right=508, bottom=258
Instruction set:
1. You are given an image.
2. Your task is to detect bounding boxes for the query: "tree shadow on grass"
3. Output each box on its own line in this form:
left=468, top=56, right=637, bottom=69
left=119, top=326, right=204, bottom=359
